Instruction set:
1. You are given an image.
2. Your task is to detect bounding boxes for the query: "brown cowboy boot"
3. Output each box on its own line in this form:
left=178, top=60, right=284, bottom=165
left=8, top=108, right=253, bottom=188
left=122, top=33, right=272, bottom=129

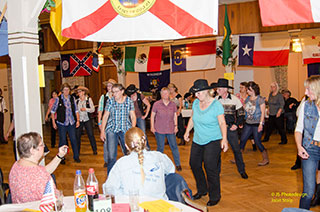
left=258, top=149, right=269, bottom=166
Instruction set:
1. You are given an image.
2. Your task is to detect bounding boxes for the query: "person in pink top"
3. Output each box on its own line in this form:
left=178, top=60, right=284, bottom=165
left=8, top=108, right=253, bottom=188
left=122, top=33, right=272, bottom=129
left=150, top=87, right=182, bottom=171
left=45, top=90, right=58, bottom=148
left=9, top=132, right=67, bottom=203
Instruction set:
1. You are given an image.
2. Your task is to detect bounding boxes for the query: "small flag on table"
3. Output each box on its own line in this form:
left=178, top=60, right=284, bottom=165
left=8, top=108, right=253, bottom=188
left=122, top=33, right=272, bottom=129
left=39, top=178, right=56, bottom=212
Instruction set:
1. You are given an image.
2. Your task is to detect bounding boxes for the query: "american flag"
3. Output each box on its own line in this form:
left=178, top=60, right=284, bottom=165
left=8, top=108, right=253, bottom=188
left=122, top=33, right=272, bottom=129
left=39, top=178, right=56, bottom=212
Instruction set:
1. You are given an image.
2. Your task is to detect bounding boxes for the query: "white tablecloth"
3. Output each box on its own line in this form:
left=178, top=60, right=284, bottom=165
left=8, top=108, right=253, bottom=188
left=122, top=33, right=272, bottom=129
left=0, top=195, right=198, bottom=212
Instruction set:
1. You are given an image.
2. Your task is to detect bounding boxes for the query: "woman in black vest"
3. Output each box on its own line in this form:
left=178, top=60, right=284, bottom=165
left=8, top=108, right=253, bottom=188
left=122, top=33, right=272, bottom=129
left=51, top=83, right=80, bottom=164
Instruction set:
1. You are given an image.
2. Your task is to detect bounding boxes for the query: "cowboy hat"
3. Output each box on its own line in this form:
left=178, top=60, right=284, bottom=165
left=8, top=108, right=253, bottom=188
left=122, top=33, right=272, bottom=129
left=213, top=78, right=233, bottom=89
left=189, top=79, right=214, bottom=93
left=102, top=79, right=117, bottom=86
left=76, top=86, right=89, bottom=93
left=125, top=84, right=139, bottom=97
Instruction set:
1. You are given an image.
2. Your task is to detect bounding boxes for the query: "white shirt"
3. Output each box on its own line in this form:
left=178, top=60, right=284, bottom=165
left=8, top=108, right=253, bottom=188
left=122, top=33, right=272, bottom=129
left=103, top=150, right=175, bottom=200
left=0, top=97, right=7, bottom=113
left=295, top=101, right=320, bottom=140
left=77, top=96, right=95, bottom=122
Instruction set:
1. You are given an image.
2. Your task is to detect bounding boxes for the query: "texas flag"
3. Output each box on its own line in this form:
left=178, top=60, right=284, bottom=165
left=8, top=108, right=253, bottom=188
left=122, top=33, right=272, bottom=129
left=238, top=34, right=290, bottom=66
left=171, top=40, right=216, bottom=72
left=301, top=34, right=320, bottom=64
left=259, top=0, right=320, bottom=26
left=61, top=0, right=218, bottom=42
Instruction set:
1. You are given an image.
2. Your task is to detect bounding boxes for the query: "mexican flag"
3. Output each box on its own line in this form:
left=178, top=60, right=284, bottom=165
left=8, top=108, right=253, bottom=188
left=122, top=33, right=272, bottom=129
left=124, top=46, right=163, bottom=72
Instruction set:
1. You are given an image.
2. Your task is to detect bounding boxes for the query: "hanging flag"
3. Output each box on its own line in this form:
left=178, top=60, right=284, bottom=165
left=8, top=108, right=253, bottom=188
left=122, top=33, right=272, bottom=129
left=238, top=34, right=290, bottom=66
left=0, top=16, right=8, bottom=57
left=39, top=178, right=56, bottom=212
left=61, top=0, right=218, bottom=42
left=124, top=46, right=163, bottom=72
left=171, top=40, right=216, bottom=72
left=302, top=35, right=320, bottom=64
left=50, top=0, right=69, bottom=46
left=60, top=52, right=93, bottom=77
left=139, top=70, right=170, bottom=92
left=222, top=5, right=231, bottom=66
left=258, top=0, right=320, bottom=27
left=308, top=63, right=320, bottom=77
left=92, top=42, right=103, bottom=72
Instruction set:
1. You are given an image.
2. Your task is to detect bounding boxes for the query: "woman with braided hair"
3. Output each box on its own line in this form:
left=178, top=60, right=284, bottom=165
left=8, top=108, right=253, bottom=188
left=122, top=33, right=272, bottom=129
left=103, top=127, right=175, bottom=199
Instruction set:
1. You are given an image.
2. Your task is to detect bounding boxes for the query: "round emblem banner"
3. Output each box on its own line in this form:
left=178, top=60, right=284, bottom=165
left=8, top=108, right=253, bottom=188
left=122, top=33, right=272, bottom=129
left=111, top=0, right=156, bottom=18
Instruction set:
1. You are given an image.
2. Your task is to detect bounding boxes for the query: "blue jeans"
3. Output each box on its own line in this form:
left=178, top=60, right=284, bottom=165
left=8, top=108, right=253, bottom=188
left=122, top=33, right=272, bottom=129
left=240, top=123, right=265, bottom=152
left=136, top=117, right=150, bottom=149
left=105, top=131, right=127, bottom=174
left=300, top=144, right=320, bottom=209
left=155, top=132, right=181, bottom=166
left=165, top=173, right=192, bottom=203
left=57, top=123, right=79, bottom=160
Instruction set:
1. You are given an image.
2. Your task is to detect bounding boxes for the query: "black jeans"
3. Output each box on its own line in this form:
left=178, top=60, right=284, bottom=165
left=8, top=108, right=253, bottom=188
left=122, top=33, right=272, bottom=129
left=190, top=140, right=221, bottom=201
left=76, top=120, right=97, bottom=154
left=176, top=114, right=185, bottom=139
left=227, top=128, right=246, bottom=174
left=0, top=112, right=4, bottom=142
left=50, top=119, right=57, bottom=147
left=263, top=114, right=287, bottom=143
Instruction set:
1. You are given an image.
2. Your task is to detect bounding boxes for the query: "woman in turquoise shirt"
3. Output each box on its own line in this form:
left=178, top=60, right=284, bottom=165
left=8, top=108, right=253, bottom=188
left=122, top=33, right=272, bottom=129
left=184, top=79, right=228, bottom=207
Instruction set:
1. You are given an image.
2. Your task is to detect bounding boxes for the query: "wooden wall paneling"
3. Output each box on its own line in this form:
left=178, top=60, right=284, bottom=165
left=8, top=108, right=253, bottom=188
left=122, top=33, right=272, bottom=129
left=238, top=2, right=261, bottom=34
left=54, top=70, right=62, bottom=92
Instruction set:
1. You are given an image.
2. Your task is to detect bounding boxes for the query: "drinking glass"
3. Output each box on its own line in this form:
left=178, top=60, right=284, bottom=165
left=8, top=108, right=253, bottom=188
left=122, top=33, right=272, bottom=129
left=129, top=189, right=139, bottom=212
left=55, top=190, right=64, bottom=212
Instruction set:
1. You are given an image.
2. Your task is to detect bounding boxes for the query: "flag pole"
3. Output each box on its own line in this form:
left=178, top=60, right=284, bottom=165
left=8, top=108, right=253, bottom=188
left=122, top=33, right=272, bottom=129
left=0, top=2, right=7, bottom=23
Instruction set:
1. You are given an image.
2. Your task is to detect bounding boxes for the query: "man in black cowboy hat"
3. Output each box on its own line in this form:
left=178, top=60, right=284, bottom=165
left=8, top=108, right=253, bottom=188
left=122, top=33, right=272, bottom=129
left=214, top=78, right=248, bottom=179
left=125, top=84, right=151, bottom=149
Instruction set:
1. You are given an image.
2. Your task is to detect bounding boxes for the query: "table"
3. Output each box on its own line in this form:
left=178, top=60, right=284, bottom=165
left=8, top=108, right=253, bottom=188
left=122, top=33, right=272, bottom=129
left=181, top=109, right=192, bottom=118
left=0, top=196, right=199, bottom=212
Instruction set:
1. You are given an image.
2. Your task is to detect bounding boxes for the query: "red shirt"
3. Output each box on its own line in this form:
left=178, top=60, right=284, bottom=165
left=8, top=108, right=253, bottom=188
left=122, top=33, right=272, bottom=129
left=152, top=100, right=177, bottom=134
left=9, top=161, right=55, bottom=203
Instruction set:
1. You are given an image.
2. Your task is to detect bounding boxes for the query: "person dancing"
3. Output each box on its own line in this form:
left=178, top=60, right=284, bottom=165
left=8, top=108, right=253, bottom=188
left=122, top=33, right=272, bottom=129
left=184, top=79, right=228, bottom=206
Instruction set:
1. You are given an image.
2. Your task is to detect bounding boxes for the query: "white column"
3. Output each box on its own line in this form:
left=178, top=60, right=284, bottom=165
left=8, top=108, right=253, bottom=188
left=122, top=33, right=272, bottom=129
left=7, top=0, right=45, bottom=140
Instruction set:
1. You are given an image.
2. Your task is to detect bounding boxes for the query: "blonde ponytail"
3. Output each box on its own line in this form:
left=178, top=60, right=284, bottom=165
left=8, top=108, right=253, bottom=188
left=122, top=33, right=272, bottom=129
left=125, top=127, right=146, bottom=185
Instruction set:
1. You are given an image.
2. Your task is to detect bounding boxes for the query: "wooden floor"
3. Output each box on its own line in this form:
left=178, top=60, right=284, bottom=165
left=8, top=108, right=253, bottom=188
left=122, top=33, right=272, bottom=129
left=1, top=125, right=320, bottom=212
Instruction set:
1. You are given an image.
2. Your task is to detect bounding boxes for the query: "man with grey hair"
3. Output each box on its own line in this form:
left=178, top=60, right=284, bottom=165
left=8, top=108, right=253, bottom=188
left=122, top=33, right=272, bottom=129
left=214, top=78, right=248, bottom=179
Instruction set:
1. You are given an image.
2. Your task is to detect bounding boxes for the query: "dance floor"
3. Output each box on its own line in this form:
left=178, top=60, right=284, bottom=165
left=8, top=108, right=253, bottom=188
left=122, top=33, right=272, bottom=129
left=0, top=125, right=318, bottom=212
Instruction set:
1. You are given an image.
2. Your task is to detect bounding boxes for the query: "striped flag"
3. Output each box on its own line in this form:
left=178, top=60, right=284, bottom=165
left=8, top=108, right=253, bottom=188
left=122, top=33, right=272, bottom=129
left=259, top=0, right=320, bottom=26
left=39, top=178, right=56, bottom=212
left=302, top=35, right=320, bottom=64
left=92, top=42, right=103, bottom=72
left=238, top=33, right=290, bottom=66
left=124, top=46, right=163, bottom=72
left=171, top=40, right=216, bottom=72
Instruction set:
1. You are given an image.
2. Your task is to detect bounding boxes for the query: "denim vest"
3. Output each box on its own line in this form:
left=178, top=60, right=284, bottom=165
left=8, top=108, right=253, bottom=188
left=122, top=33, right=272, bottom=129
left=244, top=95, right=262, bottom=122
left=302, top=101, right=319, bottom=148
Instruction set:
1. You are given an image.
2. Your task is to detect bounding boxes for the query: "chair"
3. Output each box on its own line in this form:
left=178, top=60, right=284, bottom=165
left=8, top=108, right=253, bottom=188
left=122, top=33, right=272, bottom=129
left=181, top=190, right=208, bottom=212
left=0, top=168, right=10, bottom=205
